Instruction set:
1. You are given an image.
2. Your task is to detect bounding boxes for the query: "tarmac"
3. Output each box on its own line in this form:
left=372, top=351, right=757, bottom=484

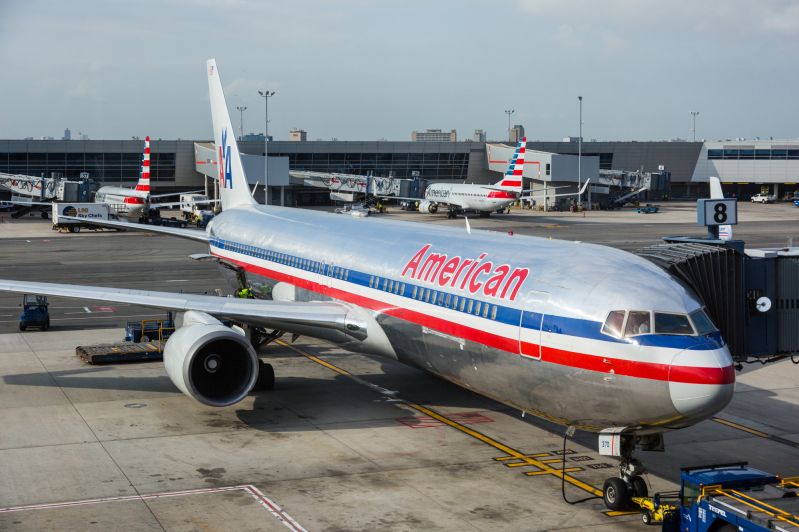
left=0, top=201, right=798, bottom=531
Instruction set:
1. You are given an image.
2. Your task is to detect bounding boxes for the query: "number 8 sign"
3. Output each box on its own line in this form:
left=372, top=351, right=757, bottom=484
left=697, top=198, right=737, bottom=226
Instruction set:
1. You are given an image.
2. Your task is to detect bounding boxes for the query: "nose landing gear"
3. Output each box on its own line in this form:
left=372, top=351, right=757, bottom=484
left=600, top=432, right=660, bottom=510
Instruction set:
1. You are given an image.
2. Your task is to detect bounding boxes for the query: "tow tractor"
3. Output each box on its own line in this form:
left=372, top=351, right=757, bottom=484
left=19, top=294, right=50, bottom=331
left=629, top=462, right=799, bottom=530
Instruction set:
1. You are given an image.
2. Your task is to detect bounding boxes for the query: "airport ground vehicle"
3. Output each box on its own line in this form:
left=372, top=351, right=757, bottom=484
left=631, top=463, right=799, bottom=530
left=124, top=315, right=175, bottom=343
left=751, top=193, right=775, bottom=204
left=19, top=294, right=49, bottom=331
left=51, top=202, right=111, bottom=232
left=636, top=204, right=660, bottom=214
left=794, top=199, right=799, bottom=207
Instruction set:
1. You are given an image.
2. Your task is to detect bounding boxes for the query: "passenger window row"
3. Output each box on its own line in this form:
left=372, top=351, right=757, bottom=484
left=220, top=240, right=351, bottom=280
left=368, top=275, right=499, bottom=320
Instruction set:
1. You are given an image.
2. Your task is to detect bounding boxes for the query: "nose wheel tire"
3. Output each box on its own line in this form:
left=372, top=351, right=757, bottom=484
left=603, top=477, right=630, bottom=511
left=253, top=360, right=275, bottom=391
left=630, top=475, right=648, bottom=498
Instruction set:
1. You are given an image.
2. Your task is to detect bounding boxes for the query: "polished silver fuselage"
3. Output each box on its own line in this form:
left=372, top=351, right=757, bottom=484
left=207, top=204, right=734, bottom=434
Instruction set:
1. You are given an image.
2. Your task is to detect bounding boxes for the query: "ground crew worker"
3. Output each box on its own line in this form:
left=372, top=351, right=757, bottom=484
left=236, top=287, right=254, bottom=299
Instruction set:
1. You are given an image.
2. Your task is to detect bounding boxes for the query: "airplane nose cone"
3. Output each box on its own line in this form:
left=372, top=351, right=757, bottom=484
left=669, top=347, right=735, bottom=421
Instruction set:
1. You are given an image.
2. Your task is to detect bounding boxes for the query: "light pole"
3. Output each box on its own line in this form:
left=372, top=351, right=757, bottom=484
left=235, top=106, right=247, bottom=141
left=504, top=109, right=515, bottom=142
left=578, top=96, right=583, bottom=207
left=258, top=90, right=275, bottom=204
left=690, top=111, right=699, bottom=142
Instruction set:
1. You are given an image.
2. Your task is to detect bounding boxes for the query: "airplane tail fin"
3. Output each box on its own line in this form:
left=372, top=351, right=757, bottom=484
left=494, top=137, right=526, bottom=191
left=207, top=59, right=257, bottom=211
left=134, top=136, right=151, bottom=193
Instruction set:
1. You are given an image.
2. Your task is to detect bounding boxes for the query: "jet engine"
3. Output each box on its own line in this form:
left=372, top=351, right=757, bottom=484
left=418, top=200, right=438, bottom=214
left=163, top=311, right=259, bottom=407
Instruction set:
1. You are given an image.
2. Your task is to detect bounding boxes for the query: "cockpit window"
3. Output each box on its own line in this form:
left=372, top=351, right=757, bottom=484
left=625, top=311, right=652, bottom=336
left=602, top=310, right=625, bottom=338
left=689, top=309, right=717, bottom=335
left=654, top=313, right=694, bottom=335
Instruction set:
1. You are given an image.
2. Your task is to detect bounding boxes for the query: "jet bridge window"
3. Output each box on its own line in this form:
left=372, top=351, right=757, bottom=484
left=601, top=310, right=626, bottom=338
left=654, top=313, right=694, bottom=335
left=625, top=311, right=651, bottom=336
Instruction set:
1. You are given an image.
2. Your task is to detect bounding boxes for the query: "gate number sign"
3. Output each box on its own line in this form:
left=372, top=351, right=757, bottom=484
left=697, top=198, right=737, bottom=226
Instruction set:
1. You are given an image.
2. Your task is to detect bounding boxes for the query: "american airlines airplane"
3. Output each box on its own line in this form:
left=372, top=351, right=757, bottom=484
left=406, top=140, right=588, bottom=218
left=0, top=60, right=734, bottom=511
left=93, top=136, right=199, bottom=219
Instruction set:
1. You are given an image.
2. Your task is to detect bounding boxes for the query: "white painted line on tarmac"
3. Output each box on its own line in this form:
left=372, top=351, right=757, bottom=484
left=0, top=484, right=306, bottom=531
left=165, top=279, right=191, bottom=282
left=83, top=306, right=91, bottom=313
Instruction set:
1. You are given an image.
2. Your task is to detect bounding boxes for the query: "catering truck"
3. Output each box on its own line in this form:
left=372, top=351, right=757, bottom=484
left=52, top=202, right=111, bottom=233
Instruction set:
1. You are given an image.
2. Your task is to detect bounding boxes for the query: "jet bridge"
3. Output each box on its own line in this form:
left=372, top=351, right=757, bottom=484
left=634, top=238, right=799, bottom=363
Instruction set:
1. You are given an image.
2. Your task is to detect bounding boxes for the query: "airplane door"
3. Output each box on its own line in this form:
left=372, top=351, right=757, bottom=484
left=519, top=291, right=548, bottom=360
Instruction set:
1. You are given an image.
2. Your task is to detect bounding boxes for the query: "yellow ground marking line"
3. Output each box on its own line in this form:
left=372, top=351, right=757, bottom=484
left=604, top=510, right=640, bottom=517
left=276, top=340, right=604, bottom=499
left=494, top=453, right=552, bottom=461
left=713, top=417, right=769, bottom=438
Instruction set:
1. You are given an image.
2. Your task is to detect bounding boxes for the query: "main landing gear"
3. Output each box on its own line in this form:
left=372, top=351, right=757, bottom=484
left=253, top=359, right=275, bottom=391
left=601, top=434, right=659, bottom=511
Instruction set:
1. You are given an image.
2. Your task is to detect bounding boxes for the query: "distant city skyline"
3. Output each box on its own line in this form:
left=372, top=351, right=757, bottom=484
left=1, top=0, right=797, bottom=142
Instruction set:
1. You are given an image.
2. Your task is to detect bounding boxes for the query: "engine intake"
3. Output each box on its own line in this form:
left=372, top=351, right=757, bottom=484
left=163, top=315, right=258, bottom=407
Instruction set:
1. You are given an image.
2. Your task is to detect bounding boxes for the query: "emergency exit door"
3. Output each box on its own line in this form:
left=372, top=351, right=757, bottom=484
left=519, top=291, right=548, bottom=360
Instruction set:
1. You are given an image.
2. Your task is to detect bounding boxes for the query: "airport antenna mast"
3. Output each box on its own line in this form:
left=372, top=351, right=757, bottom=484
left=258, top=90, right=276, bottom=205
left=236, top=106, right=247, bottom=141
left=691, top=111, right=700, bottom=142
left=504, top=109, right=515, bottom=142
left=578, top=96, right=583, bottom=208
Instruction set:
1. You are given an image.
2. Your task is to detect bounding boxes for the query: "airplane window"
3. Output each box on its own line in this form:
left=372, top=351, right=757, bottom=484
left=388, top=280, right=394, bottom=293
left=382, top=278, right=388, bottom=291
left=654, top=313, right=694, bottom=335
left=412, top=286, right=418, bottom=298
left=445, top=294, right=451, bottom=307
left=426, top=290, right=432, bottom=303
left=602, top=310, right=626, bottom=338
left=467, top=300, right=473, bottom=313
left=437, top=292, right=444, bottom=305
left=625, top=311, right=651, bottom=336
left=690, top=309, right=717, bottom=335
left=474, top=301, right=482, bottom=315
left=399, top=283, right=405, bottom=295
left=369, top=276, right=374, bottom=288
left=491, top=306, right=497, bottom=320
left=482, top=304, right=489, bottom=318
left=453, top=295, right=459, bottom=309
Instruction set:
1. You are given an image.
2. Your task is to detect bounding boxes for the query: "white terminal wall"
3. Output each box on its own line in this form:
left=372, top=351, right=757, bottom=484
left=485, top=143, right=599, bottom=183
left=691, top=141, right=799, bottom=184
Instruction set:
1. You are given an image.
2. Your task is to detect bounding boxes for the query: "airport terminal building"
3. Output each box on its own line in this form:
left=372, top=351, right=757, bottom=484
left=1, top=137, right=797, bottom=204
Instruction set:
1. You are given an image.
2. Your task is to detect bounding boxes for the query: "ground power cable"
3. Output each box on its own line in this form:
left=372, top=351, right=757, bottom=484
left=560, top=427, right=601, bottom=505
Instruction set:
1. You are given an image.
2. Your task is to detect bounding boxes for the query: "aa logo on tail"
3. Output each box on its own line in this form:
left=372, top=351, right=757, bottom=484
left=219, top=129, right=233, bottom=189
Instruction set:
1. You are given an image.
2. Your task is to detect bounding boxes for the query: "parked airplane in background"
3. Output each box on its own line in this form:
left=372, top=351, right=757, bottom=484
left=402, top=138, right=588, bottom=218
left=0, top=59, right=734, bottom=511
left=94, top=136, right=208, bottom=219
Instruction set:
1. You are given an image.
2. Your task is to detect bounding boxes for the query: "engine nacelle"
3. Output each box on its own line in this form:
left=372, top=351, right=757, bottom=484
left=163, top=312, right=259, bottom=407
left=419, top=200, right=438, bottom=213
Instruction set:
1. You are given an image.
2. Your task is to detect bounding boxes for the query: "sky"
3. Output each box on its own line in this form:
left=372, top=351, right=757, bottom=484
left=0, top=0, right=797, bottom=142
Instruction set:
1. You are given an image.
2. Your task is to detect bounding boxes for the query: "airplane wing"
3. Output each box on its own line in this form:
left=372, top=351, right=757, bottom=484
left=148, top=199, right=219, bottom=210
left=524, top=179, right=590, bottom=199
left=0, top=279, right=364, bottom=340
left=149, top=190, right=205, bottom=199
left=1, top=199, right=53, bottom=206
left=60, top=216, right=209, bottom=242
